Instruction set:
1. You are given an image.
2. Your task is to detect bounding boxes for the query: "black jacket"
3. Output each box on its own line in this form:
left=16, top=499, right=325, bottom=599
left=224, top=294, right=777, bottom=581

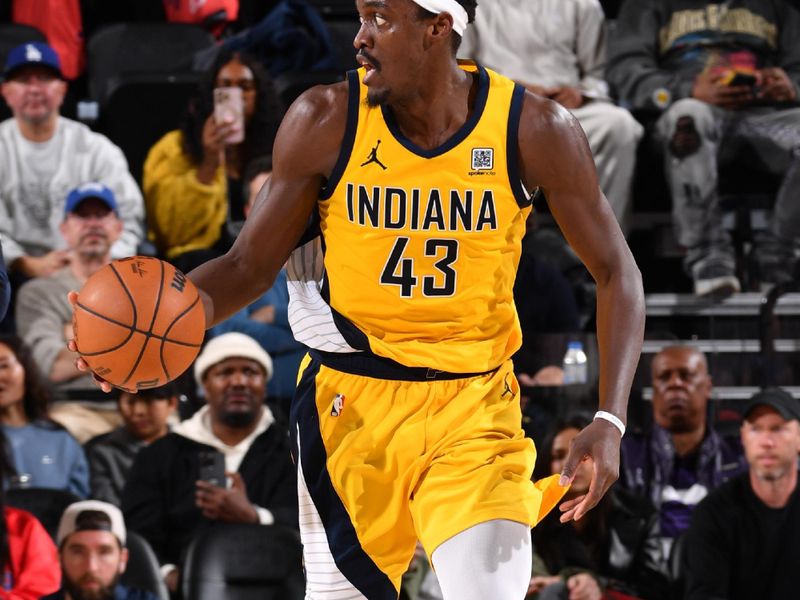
left=532, top=487, right=669, bottom=599
left=121, top=424, right=298, bottom=566
left=684, top=472, right=800, bottom=600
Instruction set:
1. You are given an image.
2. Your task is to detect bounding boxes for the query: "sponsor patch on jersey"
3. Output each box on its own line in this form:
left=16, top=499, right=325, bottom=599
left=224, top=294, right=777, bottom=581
left=471, top=147, right=494, bottom=171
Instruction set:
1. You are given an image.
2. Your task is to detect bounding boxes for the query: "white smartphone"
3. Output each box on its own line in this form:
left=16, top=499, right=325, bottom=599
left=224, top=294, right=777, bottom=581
left=213, top=86, right=245, bottom=145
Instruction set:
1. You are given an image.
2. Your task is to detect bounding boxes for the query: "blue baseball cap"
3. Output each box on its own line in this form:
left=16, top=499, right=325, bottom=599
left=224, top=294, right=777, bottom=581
left=64, top=183, right=119, bottom=217
left=3, top=42, right=63, bottom=81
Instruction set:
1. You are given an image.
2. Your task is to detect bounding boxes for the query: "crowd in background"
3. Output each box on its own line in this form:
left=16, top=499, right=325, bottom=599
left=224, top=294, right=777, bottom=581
left=0, top=0, right=799, bottom=598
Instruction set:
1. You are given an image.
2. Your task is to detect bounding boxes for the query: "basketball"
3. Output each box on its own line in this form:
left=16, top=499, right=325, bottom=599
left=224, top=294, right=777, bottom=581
left=73, top=256, right=206, bottom=392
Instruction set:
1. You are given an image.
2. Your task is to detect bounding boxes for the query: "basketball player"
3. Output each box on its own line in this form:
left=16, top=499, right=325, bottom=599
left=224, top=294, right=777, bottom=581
left=72, top=0, right=644, bottom=597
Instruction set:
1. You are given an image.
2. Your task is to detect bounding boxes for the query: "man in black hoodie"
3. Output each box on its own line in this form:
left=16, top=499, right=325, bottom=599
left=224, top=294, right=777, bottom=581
left=608, top=0, right=800, bottom=298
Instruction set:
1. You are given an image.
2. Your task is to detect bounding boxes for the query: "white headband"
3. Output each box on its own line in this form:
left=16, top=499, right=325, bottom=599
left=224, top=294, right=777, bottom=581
left=411, top=0, right=468, bottom=36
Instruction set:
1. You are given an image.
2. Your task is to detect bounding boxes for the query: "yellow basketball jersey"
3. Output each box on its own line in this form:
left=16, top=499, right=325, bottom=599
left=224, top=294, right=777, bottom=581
left=294, top=62, right=531, bottom=373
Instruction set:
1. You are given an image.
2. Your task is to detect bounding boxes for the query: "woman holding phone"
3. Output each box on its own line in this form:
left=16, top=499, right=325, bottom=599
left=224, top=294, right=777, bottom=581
left=143, top=49, right=281, bottom=272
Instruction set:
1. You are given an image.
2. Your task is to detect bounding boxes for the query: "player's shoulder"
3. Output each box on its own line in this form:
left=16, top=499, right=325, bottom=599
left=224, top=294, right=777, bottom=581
left=283, top=79, right=350, bottom=134
left=518, top=89, right=581, bottom=141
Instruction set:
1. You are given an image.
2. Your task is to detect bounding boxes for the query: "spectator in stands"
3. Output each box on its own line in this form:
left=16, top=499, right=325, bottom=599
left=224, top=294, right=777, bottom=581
left=459, top=0, right=643, bottom=233
left=122, top=332, right=297, bottom=594
left=607, top=1, right=800, bottom=297
left=142, top=48, right=280, bottom=273
left=85, top=383, right=179, bottom=507
left=15, top=183, right=124, bottom=443
left=0, top=42, right=143, bottom=283
left=44, top=499, right=159, bottom=600
left=528, top=412, right=668, bottom=600
left=620, top=345, right=746, bottom=557
left=0, top=428, right=61, bottom=597
left=683, top=387, right=800, bottom=600
left=208, top=155, right=306, bottom=414
left=0, top=334, right=89, bottom=497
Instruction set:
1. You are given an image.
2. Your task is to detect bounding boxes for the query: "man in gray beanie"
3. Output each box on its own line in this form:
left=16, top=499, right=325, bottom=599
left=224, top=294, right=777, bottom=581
left=121, top=332, right=297, bottom=594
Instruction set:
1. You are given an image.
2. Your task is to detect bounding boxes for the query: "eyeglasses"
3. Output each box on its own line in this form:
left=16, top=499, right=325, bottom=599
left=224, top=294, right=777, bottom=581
left=215, top=79, right=257, bottom=92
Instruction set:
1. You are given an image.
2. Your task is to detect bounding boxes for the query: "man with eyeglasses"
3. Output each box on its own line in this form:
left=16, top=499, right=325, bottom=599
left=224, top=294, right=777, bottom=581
left=122, top=332, right=298, bottom=594
left=0, top=42, right=143, bottom=323
left=683, top=387, right=800, bottom=600
left=15, top=183, right=127, bottom=443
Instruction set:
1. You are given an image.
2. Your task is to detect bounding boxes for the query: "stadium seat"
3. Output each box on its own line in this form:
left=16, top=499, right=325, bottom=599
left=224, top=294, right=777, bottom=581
left=122, top=531, right=170, bottom=600
left=181, top=523, right=305, bottom=600
left=5, top=487, right=81, bottom=541
left=98, top=72, right=201, bottom=184
left=86, top=22, right=214, bottom=105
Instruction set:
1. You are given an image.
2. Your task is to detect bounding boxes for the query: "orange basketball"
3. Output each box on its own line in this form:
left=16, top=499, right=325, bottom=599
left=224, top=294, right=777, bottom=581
left=73, top=256, right=205, bottom=392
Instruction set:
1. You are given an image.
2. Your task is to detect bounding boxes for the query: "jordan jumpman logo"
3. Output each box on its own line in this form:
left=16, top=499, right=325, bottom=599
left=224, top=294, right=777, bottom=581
left=361, top=140, right=388, bottom=170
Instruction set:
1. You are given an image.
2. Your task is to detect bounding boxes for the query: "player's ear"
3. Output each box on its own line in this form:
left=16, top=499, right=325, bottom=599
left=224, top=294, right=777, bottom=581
left=425, top=12, right=453, bottom=47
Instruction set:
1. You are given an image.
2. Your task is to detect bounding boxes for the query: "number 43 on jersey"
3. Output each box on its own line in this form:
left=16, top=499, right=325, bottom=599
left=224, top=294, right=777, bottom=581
left=380, top=237, right=459, bottom=298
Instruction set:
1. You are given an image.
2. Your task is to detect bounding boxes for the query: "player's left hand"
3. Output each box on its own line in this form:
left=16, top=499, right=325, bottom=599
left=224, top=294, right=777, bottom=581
left=195, top=472, right=259, bottom=523
left=557, top=418, right=621, bottom=522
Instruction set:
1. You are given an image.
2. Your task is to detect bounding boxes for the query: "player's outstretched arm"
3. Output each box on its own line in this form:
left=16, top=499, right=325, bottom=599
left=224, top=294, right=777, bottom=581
left=517, top=92, right=645, bottom=521
left=188, top=81, right=350, bottom=327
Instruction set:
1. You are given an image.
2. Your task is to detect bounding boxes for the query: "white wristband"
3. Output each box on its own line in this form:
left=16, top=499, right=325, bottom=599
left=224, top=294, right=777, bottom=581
left=594, top=410, right=625, bottom=437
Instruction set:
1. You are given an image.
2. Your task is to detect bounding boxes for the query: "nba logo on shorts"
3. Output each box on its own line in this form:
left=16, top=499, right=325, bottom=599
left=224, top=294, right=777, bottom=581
left=331, top=393, right=346, bottom=417
left=471, top=147, right=494, bottom=171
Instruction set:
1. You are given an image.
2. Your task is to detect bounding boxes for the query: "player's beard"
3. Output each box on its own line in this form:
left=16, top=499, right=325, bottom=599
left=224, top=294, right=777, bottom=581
left=63, top=572, right=119, bottom=600
left=366, top=88, right=390, bottom=108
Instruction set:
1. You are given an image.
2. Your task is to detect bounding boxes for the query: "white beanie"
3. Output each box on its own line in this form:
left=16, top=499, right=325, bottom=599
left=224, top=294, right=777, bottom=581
left=193, top=332, right=274, bottom=385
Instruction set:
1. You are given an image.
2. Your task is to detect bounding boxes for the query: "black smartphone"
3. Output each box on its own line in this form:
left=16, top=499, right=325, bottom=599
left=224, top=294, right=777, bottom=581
left=198, top=450, right=226, bottom=487
left=728, top=72, right=757, bottom=87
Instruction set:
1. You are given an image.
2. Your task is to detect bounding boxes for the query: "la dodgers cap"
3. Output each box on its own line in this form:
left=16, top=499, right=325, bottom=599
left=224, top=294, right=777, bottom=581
left=64, top=183, right=119, bottom=216
left=3, top=42, right=63, bottom=81
left=57, top=500, right=127, bottom=546
left=743, top=387, right=800, bottom=422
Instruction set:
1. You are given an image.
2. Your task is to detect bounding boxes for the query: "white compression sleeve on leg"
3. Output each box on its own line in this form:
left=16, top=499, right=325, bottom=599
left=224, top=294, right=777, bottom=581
left=431, top=519, right=532, bottom=600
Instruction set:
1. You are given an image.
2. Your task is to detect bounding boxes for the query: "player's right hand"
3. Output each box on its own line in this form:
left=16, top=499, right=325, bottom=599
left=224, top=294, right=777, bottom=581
left=557, top=417, right=621, bottom=522
left=66, top=291, right=113, bottom=393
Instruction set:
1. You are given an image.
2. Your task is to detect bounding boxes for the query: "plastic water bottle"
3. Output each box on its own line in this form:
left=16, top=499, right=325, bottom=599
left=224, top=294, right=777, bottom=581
left=562, top=341, right=588, bottom=384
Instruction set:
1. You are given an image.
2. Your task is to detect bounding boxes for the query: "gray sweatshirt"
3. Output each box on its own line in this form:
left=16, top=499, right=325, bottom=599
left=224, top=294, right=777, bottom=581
left=0, top=116, right=144, bottom=264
